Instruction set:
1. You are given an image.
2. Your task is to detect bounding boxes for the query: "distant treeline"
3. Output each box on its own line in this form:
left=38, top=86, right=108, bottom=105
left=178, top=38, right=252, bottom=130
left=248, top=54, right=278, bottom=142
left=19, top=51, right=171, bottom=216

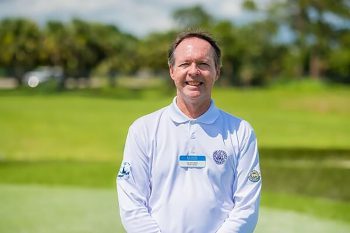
left=0, top=1, right=349, bottom=87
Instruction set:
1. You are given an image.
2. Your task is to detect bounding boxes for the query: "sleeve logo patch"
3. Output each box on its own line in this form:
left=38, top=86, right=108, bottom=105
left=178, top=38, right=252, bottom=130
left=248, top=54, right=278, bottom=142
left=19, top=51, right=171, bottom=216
left=118, top=162, right=131, bottom=179
left=248, top=170, right=261, bottom=182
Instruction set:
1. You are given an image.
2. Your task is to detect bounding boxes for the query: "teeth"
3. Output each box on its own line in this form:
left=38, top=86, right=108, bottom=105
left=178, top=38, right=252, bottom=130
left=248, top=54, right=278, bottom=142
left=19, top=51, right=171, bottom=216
left=186, top=81, right=201, bottom=86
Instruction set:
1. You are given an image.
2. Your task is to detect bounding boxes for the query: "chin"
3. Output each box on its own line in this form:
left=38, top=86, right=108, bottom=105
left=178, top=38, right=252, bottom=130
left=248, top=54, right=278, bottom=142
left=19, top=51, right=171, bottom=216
left=188, top=94, right=209, bottom=104
left=186, top=91, right=202, bottom=99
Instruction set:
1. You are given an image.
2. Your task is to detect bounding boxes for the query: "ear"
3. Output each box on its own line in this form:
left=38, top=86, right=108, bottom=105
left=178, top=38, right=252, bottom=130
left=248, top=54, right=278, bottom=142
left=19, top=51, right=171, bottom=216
left=215, top=68, right=220, bottom=81
left=169, top=65, right=175, bottom=81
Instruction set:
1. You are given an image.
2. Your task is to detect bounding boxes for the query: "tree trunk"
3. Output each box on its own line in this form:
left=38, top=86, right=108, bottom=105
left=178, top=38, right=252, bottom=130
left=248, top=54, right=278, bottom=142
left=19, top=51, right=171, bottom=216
left=310, top=51, right=321, bottom=79
left=13, top=66, right=25, bottom=87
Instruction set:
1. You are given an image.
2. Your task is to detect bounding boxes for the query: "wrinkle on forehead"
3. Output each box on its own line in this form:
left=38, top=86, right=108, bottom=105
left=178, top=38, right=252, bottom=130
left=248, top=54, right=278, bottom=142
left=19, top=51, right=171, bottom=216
left=175, top=38, right=213, bottom=62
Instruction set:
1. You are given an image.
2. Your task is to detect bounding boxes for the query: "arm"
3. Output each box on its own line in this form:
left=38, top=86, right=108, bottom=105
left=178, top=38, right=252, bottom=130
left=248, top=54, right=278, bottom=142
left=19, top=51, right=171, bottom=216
left=117, top=124, right=161, bottom=233
left=216, top=123, right=262, bottom=233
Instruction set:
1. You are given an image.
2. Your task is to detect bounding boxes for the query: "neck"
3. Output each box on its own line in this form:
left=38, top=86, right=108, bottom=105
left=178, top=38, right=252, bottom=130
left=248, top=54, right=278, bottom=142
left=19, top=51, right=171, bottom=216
left=176, top=97, right=211, bottom=119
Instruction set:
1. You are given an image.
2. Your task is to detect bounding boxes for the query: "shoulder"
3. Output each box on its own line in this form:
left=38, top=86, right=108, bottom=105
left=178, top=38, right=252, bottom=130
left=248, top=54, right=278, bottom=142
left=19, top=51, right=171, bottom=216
left=218, top=109, right=258, bottom=155
left=218, top=109, right=241, bottom=124
left=129, top=105, right=169, bottom=133
left=217, top=109, right=256, bottom=138
left=219, top=109, right=252, bottom=128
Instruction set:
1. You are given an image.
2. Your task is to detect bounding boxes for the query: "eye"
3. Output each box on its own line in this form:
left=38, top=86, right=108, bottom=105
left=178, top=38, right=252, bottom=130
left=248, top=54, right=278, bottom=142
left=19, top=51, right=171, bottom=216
left=198, top=62, right=209, bottom=69
left=179, top=62, right=189, bottom=67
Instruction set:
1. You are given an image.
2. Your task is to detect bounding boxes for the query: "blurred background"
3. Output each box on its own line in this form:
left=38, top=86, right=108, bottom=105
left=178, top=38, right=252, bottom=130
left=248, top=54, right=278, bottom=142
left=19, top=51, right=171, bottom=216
left=0, top=0, right=349, bottom=232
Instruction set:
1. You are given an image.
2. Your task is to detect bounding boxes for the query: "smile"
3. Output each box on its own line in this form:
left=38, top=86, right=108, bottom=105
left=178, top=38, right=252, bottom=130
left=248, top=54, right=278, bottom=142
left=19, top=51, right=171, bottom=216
left=185, top=81, right=203, bottom=86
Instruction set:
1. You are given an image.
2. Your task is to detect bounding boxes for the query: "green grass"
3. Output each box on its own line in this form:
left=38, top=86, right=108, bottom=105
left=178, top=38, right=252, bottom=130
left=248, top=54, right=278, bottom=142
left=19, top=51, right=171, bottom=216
left=0, top=161, right=118, bottom=188
left=261, top=192, right=350, bottom=224
left=0, top=184, right=122, bottom=233
left=260, top=148, right=350, bottom=201
left=1, top=82, right=350, bottom=231
left=1, top=184, right=349, bottom=233
left=0, top=93, right=170, bottom=161
left=256, top=207, right=350, bottom=233
left=213, top=86, right=350, bottom=149
left=1, top=84, right=349, bottom=161
left=1, top=151, right=349, bottom=201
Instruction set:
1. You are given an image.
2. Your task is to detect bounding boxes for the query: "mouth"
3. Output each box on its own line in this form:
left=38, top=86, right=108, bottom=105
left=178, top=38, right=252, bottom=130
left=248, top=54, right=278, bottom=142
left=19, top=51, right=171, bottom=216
left=185, top=81, right=203, bottom=87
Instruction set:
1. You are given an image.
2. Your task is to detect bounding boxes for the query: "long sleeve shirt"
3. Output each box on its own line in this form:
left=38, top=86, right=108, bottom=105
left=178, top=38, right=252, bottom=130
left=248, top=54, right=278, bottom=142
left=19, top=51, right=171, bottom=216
left=117, top=98, right=261, bottom=233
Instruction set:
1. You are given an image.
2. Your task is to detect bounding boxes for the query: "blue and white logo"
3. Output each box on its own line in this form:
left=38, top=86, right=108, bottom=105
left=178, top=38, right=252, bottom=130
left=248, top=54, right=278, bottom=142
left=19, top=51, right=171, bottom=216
left=118, top=162, right=131, bottom=179
left=213, top=150, right=228, bottom=165
left=248, top=170, right=261, bottom=182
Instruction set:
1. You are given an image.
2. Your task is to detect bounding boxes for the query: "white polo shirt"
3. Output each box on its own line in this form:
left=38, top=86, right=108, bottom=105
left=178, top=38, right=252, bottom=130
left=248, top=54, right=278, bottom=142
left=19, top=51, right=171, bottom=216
left=117, top=98, right=261, bottom=233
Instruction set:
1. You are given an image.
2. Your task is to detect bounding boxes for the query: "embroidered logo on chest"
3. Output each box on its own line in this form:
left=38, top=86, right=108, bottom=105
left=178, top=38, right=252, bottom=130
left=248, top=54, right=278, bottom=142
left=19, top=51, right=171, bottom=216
left=212, top=150, right=228, bottom=165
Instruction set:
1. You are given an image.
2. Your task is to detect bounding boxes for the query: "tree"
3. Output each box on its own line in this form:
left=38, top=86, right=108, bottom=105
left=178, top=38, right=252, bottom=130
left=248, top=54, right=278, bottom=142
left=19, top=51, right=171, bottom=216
left=213, top=19, right=282, bottom=86
left=327, top=29, right=350, bottom=83
left=172, top=5, right=214, bottom=30
left=211, top=20, right=239, bottom=86
left=92, top=23, right=139, bottom=86
left=42, top=19, right=139, bottom=89
left=138, top=31, right=176, bottom=73
left=267, top=0, right=350, bottom=79
left=0, top=18, right=41, bottom=86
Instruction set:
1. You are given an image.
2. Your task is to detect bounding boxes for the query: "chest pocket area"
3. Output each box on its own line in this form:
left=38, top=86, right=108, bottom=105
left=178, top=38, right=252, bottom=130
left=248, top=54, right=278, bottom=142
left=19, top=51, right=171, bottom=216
left=207, top=149, right=235, bottom=179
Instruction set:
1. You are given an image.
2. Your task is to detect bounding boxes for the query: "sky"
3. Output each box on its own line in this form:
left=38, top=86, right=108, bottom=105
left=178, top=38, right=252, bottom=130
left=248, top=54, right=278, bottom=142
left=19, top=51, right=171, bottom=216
left=0, top=0, right=272, bottom=37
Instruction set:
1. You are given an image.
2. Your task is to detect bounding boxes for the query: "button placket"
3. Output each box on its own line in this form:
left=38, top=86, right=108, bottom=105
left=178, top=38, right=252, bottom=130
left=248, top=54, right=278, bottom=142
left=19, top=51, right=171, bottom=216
left=188, top=120, right=196, bottom=154
left=189, top=120, right=196, bottom=139
left=191, top=131, right=196, bottom=139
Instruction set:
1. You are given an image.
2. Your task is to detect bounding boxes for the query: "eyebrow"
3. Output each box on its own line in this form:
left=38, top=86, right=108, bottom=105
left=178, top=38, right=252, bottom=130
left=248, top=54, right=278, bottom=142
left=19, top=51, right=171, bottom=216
left=178, top=57, right=211, bottom=63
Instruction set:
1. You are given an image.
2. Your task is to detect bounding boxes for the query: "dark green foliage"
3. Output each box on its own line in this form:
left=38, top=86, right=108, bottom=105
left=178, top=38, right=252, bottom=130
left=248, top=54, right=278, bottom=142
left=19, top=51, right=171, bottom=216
left=1, top=1, right=349, bottom=87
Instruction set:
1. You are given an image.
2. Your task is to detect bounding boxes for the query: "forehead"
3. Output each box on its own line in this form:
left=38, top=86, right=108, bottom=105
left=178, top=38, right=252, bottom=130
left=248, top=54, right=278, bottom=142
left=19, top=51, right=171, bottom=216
left=174, top=37, right=214, bottom=61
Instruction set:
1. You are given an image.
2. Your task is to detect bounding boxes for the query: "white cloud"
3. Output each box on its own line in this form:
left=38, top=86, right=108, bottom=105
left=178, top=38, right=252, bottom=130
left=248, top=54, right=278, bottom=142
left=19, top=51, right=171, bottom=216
left=0, top=0, right=264, bottom=36
left=208, top=0, right=244, bottom=19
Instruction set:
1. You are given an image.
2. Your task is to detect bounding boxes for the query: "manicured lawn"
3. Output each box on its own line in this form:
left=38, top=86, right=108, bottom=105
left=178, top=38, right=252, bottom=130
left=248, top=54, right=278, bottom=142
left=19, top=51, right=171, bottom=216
left=0, top=93, right=169, bottom=161
left=1, top=184, right=349, bottom=233
left=0, top=184, right=122, bottom=233
left=213, top=86, right=350, bottom=149
left=0, top=83, right=349, bottom=232
left=0, top=84, right=349, bottom=161
left=256, top=207, right=350, bottom=233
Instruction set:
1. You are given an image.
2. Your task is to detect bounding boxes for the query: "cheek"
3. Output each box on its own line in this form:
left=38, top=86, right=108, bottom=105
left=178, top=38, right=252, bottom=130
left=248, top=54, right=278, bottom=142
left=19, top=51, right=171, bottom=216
left=172, top=69, right=186, bottom=80
left=170, top=73, right=182, bottom=85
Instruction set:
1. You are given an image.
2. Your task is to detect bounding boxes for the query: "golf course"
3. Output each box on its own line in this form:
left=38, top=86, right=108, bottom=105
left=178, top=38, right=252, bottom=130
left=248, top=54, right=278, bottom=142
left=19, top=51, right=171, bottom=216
left=0, top=80, right=349, bottom=232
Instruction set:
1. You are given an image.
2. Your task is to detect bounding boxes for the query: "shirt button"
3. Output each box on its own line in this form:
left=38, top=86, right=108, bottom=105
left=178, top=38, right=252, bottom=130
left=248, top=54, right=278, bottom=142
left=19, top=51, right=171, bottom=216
left=191, top=133, right=196, bottom=139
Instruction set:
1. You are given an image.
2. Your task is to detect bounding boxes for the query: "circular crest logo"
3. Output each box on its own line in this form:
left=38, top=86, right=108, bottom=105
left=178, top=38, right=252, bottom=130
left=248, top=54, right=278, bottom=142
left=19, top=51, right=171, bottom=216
left=213, top=150, right=228, bottom=165
left=248, top=170, right=261, bottom=182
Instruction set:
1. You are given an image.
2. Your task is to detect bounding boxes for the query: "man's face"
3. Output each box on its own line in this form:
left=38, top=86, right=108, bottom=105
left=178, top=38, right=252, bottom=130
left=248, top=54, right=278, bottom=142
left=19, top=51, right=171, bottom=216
left=169, top=37, right=219, bottom=104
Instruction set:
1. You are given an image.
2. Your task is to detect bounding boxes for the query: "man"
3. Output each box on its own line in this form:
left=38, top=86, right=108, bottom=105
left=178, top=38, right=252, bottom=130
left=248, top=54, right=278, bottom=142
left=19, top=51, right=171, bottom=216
left=117, top=31, right=261, bottom=233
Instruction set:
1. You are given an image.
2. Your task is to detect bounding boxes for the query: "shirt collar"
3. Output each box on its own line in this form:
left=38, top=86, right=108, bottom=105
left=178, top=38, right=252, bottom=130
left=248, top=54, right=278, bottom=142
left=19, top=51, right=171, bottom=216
left=168, top=97, right=220, bottom=124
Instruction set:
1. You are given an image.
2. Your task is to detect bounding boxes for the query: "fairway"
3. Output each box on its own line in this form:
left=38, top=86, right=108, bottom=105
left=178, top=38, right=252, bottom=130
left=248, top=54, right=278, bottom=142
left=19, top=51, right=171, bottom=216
left=1, top=184, right=349, bottom=233
left=1, top=0, right=350, bottom=230
left=256, top=208, right=350, bottom=233
left=0, top=184, right=122, bottom=233
left=1, top=84, right=350, bottom=232
left=0, top=85, right=350, bottom=161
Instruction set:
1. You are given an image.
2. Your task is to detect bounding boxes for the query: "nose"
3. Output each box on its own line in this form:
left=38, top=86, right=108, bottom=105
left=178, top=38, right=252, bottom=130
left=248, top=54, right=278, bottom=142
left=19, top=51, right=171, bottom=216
left=188, top=63, right=200, bottom=76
